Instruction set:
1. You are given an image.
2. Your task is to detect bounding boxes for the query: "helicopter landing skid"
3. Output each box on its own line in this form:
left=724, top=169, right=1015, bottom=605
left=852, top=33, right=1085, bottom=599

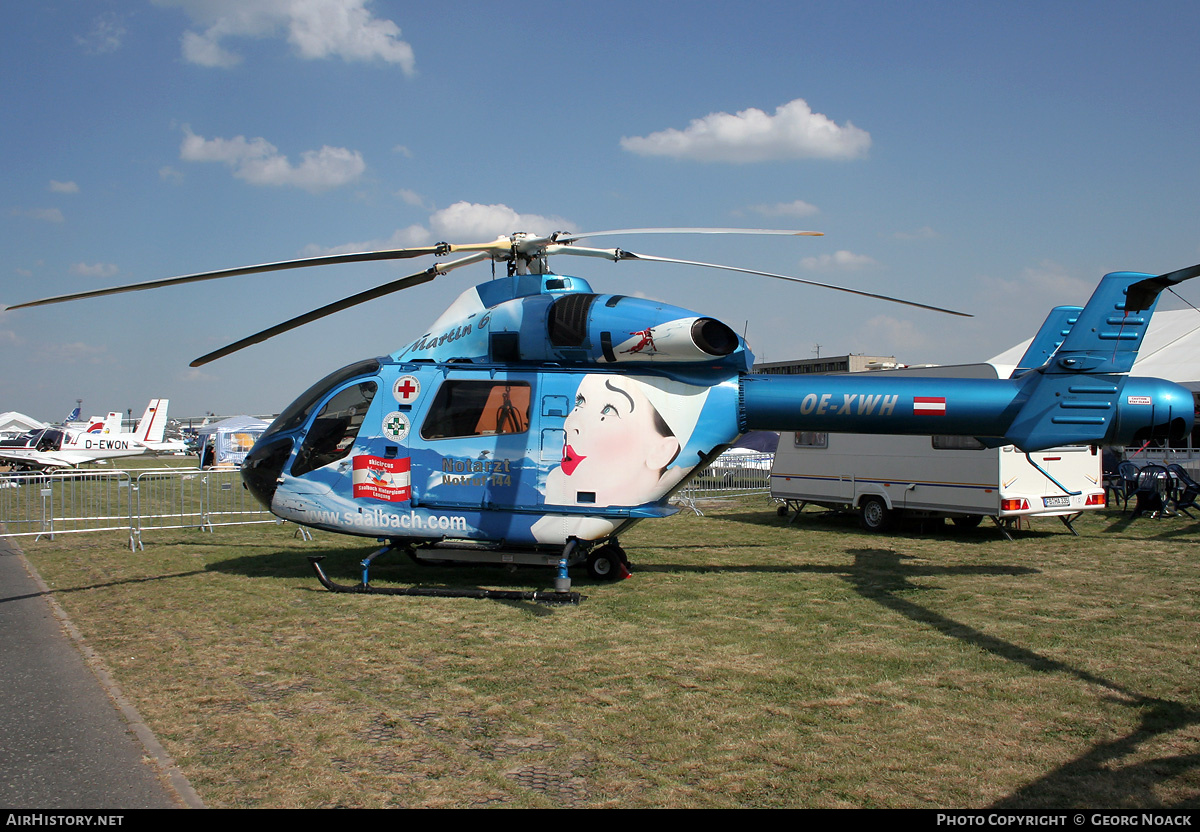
left=306, top=543, right=583, bottom=605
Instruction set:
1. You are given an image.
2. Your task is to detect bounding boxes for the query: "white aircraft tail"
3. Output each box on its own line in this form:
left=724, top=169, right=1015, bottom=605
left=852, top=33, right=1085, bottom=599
left=136, top=399, right=169, bottom=444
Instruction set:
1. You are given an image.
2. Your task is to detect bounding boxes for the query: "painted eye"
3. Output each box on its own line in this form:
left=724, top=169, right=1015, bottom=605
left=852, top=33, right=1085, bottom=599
left=574, top=394, right=585, bottom=408
left=601, top=404, right=616, bottom=417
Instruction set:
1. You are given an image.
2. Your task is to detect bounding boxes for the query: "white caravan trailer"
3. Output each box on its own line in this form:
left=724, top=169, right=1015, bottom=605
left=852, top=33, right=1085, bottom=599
left=769, top=364, right=1107, bottom=535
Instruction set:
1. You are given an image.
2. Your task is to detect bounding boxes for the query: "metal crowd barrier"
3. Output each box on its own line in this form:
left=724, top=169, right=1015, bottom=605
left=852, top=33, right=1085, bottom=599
left=1129, top=448, right=1200, bottom=478
left=0, top=467, right=275, bottom=550
left=671, top=452, right=774, bottom=515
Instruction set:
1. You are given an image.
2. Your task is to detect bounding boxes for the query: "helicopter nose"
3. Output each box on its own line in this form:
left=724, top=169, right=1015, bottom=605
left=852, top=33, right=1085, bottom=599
left=241, top=436, right=294, bottom=509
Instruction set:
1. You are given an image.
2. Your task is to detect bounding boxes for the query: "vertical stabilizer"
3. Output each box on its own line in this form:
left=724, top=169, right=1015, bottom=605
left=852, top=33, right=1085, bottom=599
left=137, top=399, right=169, bottom=443
left=1004, top=267, right=1198, bottom=450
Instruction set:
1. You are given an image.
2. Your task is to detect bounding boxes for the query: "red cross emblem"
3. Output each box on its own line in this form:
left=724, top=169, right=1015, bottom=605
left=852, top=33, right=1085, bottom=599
left=393, top=375, right=421, bottom=404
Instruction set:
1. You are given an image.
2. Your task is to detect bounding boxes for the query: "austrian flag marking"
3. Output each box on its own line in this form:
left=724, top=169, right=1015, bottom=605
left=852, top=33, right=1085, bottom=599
left=913, top=396, right=946, bottom=415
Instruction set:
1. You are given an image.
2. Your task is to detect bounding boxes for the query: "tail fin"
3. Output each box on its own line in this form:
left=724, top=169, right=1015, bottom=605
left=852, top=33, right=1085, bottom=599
left=1010, top=305, right=1082, bottom=377
left=65, top=405, right=81, bottom=423
left=137, top=399, right=168, bottom=443
left=1004, top=266, right=1198, bottom=450
left=103, top=412, right=123, bottom=434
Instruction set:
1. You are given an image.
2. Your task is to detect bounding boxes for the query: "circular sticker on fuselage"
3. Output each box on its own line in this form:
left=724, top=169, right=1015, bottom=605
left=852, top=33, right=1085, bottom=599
left=383, top=411, right=410, bottom=443
left=393, top=374, right=421, bottom=405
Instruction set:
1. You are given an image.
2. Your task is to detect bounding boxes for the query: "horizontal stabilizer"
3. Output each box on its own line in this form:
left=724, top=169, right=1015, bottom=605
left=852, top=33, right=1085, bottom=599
left=1012, top=306, right=1082, bottom=376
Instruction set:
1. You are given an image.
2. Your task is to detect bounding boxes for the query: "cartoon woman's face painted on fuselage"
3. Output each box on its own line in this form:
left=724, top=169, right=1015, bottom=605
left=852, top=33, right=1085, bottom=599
left=554, top=375, right=680, bottom=507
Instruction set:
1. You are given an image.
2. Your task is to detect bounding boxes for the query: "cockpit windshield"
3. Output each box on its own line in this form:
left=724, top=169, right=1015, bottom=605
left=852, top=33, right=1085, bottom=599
left=261, top=358, right=381, bottom=440
left=0, top=429, right=63, bottom=451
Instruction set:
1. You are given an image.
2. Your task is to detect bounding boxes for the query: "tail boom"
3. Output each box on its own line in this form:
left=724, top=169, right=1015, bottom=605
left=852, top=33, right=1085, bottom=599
left=739, top=372, right=1190, bottom=452
left=741, top=265, right=1197, bottom=451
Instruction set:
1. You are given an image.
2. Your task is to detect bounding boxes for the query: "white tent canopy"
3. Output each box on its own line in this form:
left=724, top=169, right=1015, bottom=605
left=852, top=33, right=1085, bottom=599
left=0, top=411, right=47, bottom=439
left=989, top=309, right=1200, bottom=390
left=195, top=415, right=270, bottom=468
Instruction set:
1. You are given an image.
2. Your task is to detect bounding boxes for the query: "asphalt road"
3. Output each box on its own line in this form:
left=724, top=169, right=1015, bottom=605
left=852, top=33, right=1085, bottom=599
left=0, top=535, right=197, bottom=809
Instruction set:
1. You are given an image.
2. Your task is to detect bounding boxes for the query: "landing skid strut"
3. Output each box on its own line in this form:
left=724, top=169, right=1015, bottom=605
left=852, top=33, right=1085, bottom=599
left=307, top=539, right=584, bottom=604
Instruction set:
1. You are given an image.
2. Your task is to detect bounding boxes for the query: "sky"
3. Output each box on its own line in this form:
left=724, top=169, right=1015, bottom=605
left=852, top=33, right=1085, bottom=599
left=4, top=0, right=1200, bottom=424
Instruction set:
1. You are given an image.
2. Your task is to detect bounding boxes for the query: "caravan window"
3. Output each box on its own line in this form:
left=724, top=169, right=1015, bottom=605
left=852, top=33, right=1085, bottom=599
left=793, top=431, right=828, bottom=448
left=932, top=435, right=986, bottom=451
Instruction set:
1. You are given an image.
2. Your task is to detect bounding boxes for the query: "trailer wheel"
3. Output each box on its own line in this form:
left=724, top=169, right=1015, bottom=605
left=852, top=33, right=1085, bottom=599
left=859, top=496, right=895, bottom=532
left=776, top=504, right=790, bottom=517
left=952, top=514, right=983, bottom=528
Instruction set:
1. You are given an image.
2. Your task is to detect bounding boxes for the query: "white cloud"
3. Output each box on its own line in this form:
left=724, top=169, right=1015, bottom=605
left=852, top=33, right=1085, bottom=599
left=853, top=314, right=934, bottom=354
left=159, top=166, right=185, bottom=184
left=800, top=250, right=880, bottom=271
left=156, top=0, right=416, bottom=73
left=76, top=13, right=126, bottom=55
left=49, top=181, right=79, bottom=194
left=299, top=202, right=576, bottom=256
left=71, top=263, right=119, bottom=278
left=395, top=188, right=425, bottom=207
left=182, top=367, right=218, bottom=383
left=893, top=226, right=939, bottom=241
left=181, top=29, right=241, bottom=67
left=746, top=199, right=819, bottom=218
left=12, top=208, right=64, bottom=223
left=33, top=341, right=114, bottom=366
left=180, top=126, right=365, bottom=192
left=300, top=225, right=431, bottom=257
left=620, top=98, right=871, bottom=163
left=975, top=261, right=1094, bottom=309
left=428, top=202, right=575, bottom=240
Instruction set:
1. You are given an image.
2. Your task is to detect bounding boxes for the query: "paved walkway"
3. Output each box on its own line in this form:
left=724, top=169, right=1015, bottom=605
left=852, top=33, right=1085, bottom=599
left=0, top=535, right=200, bottom=809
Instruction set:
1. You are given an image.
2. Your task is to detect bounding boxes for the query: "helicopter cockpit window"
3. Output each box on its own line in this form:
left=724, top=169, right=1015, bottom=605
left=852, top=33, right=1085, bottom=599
left=262, top=358, right=381, bottom=441
left=421, top=381, right=531, bottom=440
left=291, top=381, right=378, bottom=477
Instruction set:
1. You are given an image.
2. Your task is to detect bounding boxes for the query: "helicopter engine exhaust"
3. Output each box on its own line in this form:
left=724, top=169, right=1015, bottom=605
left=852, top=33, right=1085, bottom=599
left=539, top=293, right=738, bottom=364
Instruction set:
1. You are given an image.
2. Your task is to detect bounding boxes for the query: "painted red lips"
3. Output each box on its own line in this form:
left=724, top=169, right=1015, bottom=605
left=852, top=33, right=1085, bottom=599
left=561, top=444, right=586, bottom=476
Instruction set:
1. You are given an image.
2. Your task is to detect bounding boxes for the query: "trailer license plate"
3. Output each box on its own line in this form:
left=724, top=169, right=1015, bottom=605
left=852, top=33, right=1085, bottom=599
left=1043, top=496, right=1070, bottom=507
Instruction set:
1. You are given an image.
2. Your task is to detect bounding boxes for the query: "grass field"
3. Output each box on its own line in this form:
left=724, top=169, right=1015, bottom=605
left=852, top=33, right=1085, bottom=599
left=15, top=499, right=1200, bottom=809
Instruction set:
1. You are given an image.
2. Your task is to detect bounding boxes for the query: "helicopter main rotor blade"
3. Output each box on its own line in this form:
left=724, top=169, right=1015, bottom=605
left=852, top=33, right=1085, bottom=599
left=556, top=228, right=823, bottom=244
left=545, top=246, right=972, bottom=317
left=189, top=253, right=490, bottom=367
left=5, top=245, right=453, bottom=311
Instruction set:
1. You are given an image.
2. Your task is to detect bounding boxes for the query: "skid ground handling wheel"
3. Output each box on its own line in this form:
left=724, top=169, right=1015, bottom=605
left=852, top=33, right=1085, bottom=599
left=585, top=543, right=631, bottom=581
left=303, top=538, right=639, bottom=603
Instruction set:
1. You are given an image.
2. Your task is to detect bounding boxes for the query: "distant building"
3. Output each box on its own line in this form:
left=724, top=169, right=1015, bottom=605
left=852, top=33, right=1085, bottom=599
left=753, top=354, right=904, bottom=376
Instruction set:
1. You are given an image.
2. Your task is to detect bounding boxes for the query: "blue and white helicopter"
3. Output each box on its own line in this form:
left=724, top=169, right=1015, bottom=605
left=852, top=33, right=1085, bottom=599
left=9, top=230, right=1196, bottom=602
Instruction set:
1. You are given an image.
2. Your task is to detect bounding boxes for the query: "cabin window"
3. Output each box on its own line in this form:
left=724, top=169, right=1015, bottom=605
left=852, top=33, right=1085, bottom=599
left=932, top=435, right=987, bottom=451
left=291, top=381, right=378, bottom=476
left=421, top=381, right=531, bottom=440
left=793, top=431, right=828, bottom=448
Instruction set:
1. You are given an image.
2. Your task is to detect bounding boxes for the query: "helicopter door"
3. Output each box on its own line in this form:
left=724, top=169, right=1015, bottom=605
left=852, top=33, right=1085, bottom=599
left=416, top=375, right=534, bottom=509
